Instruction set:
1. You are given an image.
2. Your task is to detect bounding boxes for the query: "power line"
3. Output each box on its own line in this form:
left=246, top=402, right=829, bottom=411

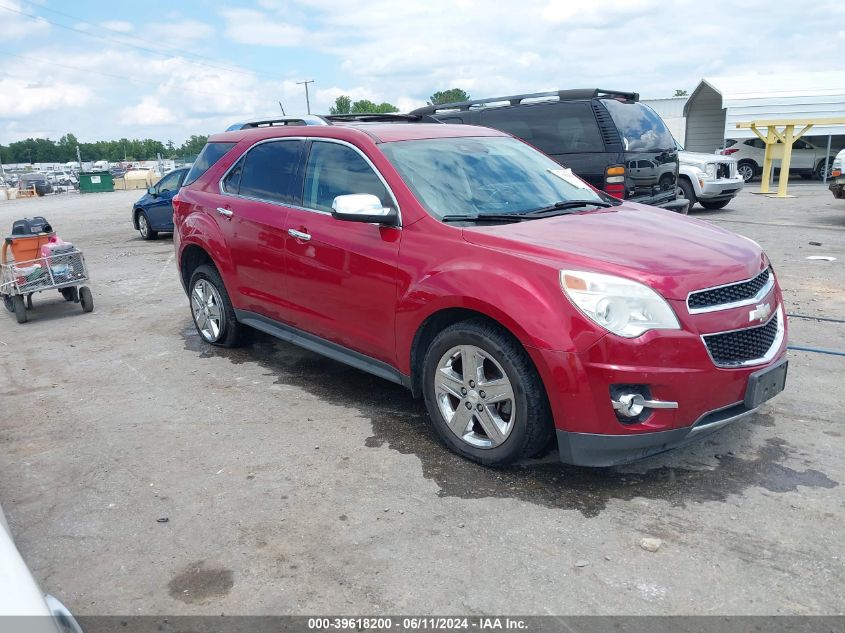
left=0, top=2, right=280, bottom=82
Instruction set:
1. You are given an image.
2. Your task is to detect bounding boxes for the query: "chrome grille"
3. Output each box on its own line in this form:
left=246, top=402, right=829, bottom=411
left=702, top=309, right=781, bottom=367
left=688, top=268, right=771, bottom=312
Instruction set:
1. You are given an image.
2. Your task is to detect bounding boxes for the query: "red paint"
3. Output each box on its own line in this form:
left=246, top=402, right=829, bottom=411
left=174, top=123, right=787, bottom=438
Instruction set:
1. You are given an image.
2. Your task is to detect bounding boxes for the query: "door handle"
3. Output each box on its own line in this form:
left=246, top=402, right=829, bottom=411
left=216, top=207, right=233, bottom=218
left=288, top=228, right=311, bottom=241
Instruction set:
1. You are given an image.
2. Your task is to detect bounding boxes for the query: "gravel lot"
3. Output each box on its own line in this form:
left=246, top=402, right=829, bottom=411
left=0, top=185, right=842, bottom=616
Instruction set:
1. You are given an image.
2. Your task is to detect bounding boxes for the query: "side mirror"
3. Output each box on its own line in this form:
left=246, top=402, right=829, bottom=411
left=331, top=194, right=398, bottom=226
left=147, top=186, right=157, bottom=196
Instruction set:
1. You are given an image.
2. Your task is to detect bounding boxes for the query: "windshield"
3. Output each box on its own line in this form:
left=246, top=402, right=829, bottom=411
left=380, top=136, right=607, bottom=219
left=601, top=99, right=675, bottom=152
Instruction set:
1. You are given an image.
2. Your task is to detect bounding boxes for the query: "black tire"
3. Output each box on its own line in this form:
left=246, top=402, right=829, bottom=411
left=60, top=287, right=78, bottom=302
left=3, top=295, right=14, bottom=313
left=12, top=295, right=27, bottom=323
left=700, top=199, right=731, bottom=210
left=737, top=161, right=757, bottom=183
left=25, top=294, right=33, bottom=309
left=421, top=318, right=552, bottom=466
left=189, top=264, right=248, bottom=348
left=137, top=211, right=158, bottom=241
left=79, top=286, right=94, bottom=313
left=677, top=178, right=696, bottom=212
left=816, top=160, right=833, bottom=181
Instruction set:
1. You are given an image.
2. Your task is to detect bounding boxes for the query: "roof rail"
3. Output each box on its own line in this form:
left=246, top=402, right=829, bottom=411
left=226, top=115, right=330, bottom=131
left=409, top=89, right=639, bottom=115
left=323, top=113, right=441, bottom=124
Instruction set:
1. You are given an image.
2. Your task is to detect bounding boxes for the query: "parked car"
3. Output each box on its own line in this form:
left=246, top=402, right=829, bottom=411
left=173, top=117, right=787, bottom=467
left=0, top=501, right=84, bottom=631
left=720, top=137, right=837, bottom=183
left=132, top=167, right=189, bottom=240
left=410, top=89, right=689, bottom=213
left=676, top=142, right=744, bottom=210
left=18, top=173, right=52, bottom=196
left=829, top=149, right=845, bottom=200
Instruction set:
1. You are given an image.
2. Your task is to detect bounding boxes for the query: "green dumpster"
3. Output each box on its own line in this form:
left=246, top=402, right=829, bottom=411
left=79, top=171, right=114, bottom=193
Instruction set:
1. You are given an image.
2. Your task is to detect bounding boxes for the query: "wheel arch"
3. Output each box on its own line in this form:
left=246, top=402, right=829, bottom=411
left=179, top=243, right=216, bottom=292
left=133, top=207, right=145, bottom=229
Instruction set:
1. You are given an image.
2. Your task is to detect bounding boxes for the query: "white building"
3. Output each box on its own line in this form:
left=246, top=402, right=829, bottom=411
left=683, top=71, right=845, bottom=153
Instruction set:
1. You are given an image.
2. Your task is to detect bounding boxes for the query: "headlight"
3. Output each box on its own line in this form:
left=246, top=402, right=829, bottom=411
left=703, top=163, right=716, bottom=178
left=560, top=270, right=680, bottom=338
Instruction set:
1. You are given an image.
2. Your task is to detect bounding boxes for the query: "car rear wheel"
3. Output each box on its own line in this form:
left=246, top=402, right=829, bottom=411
left=422, top=319, right=552, bottom=466
left=137, top=211, right=157, bottom=241
left=189, top=264, right=248, bottom=347
left=700, top=199, right=731, bottom=210
left=737, top=161, right=756, bottom=183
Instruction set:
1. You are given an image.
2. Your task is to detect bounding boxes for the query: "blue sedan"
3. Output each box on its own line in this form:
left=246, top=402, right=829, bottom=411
left=132, top=168, right=189, bottom=240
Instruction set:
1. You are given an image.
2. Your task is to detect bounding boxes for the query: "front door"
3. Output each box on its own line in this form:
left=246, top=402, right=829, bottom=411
left=283, top=140, right=401, bottom=365
left=147, top=169, right=185, bottom=231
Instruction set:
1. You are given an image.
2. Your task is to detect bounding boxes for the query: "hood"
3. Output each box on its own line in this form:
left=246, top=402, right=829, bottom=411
left=461, top=203, right=767, bottom=300
left=679, top=150, right=736, bottom=166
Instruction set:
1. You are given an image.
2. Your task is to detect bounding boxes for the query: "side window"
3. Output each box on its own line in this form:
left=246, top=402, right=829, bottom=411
left=157, top=170, right=182, bottom=193
left=238, top=140, right=304, bottom=204
left=793, top=140, right=809, bottom=149
left=480, top=102, right=604, bottom=155
left=302, top=141, right=390, bottom=213
left=184, top=142, right=236, bottom=186
left=222, top=158, right=244, bottom=194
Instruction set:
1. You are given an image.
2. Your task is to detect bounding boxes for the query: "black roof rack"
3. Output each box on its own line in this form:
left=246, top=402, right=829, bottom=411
left=323, top=113, right=440, bottom=124
left=409, top=89, right=639, bottom=115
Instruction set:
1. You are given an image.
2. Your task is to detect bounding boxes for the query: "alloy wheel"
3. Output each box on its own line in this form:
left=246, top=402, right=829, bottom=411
left=738, top=164, right=754, bottom=182
left=191, top=279, right=225, bottom=342
left=138, top=214, right=149, bottom=238
left=434, top=345, right=516, bottom=449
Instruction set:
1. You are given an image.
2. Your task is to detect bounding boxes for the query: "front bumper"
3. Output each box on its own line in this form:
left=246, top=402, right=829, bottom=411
left=527, top=288, right=788, bottom=467
left=829, top=179, right=845, bottom=199
left=698, top=176, right=744, bottom=200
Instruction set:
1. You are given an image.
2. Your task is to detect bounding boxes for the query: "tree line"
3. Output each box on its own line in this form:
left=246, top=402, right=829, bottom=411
left=0, top=88, right=473, bottom=165
left=0, top=133, right=209, bottom=165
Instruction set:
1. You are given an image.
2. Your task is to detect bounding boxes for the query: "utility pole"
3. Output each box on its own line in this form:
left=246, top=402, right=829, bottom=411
left=296, top=80, right=314, bottom=114
left=76, top=145, right=82, bottom=169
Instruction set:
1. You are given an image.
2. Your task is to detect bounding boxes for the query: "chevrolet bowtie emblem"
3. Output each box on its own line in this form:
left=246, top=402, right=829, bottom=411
left=749, top=302, right=772, bottom=323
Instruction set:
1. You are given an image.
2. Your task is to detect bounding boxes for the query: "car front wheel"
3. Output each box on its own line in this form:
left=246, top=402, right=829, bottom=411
left=137, top=211, right=157, bottom=241
left=422, top=319, right=552, bottom=466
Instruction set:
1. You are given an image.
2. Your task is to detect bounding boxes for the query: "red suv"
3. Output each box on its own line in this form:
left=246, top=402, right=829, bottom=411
left=173, top=115, right=787, bottom=467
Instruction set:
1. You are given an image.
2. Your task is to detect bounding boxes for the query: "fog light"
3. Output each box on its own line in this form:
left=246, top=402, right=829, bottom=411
left=614, top=393, right=646, bottom=418
left=610, top=386, right=679, bottom=423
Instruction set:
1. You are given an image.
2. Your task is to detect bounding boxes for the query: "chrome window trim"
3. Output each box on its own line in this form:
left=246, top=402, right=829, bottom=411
left=217, top=136, right=402, bottom=227
left=700, top=304, right=784, bottom=368
left=686, top=267, right=774, bottom=315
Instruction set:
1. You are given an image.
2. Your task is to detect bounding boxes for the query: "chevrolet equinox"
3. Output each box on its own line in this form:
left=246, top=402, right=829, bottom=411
left=173, top=115, right=787, bottom=467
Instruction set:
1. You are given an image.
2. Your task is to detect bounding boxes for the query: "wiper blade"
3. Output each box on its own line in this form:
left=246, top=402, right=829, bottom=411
left=440, top=213, right=526, bottom=223
left=521, top=199, right=614, bottom=216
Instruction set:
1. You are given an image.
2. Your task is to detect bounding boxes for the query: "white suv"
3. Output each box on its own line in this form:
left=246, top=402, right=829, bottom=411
left=720, top=137, right=837, bottom=183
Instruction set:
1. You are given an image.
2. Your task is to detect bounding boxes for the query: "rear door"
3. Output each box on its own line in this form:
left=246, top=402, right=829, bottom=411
left=478, top=101, right=608, bottom=188
left=215, top=139, right=305, bottom=320
left=283, top=139, right=401, bottom=365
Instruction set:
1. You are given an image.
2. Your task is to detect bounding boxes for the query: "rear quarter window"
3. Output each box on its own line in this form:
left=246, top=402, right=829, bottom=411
left=184, top=142, right=236, bottom=186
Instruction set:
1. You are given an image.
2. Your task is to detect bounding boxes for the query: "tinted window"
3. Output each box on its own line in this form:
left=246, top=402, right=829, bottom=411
left=157, top=170, right=182, bottom=193
left=601, top=100, right=675, bottom=151
left=480, top=102, right=604, bottom=154
left=238, top=140, right=304, bottom=204
left=724, top=139, right=737, bottom=148
left=303, top=141, right=390, bottom=213
left=184, top=142, right=236, bottom=186
left=222, top=158, right=243, bottom=194
left=793, top=140, right=810, bottom=149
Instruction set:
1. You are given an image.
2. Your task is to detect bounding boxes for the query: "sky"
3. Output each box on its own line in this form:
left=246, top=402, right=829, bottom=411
left=1, top=0, right=842, bottom=145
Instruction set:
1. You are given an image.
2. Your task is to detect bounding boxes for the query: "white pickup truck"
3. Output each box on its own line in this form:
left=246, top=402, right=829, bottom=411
left=676, top=146, right=744, bottom=210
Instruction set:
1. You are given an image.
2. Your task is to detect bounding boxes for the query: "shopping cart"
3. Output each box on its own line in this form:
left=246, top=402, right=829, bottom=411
left=1, top=218, right=94, bottom=324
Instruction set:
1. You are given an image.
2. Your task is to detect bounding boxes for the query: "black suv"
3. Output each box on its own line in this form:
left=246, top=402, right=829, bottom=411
left=411, top=89, right=688, bottom=212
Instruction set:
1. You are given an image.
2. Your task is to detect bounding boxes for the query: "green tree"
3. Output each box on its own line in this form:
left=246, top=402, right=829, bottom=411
left=350, top=99, right=399, bottom=113
left=673, top=89, right=688, bottom=97
left=428, top=88, right=470, bottom=105
left=330, top=95, right=352, bottom=114
left=179, top=135, right=208, bottom=157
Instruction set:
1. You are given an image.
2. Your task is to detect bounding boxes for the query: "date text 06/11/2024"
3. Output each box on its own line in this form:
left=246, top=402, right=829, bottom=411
left=307, top=617, right=528, bottom=630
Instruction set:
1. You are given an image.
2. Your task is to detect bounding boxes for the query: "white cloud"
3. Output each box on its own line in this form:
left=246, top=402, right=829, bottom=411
left=100, top=20, right=133, bottom=32
left=2, top=0, right=50, bottom=40
left=120, top=96, right=176, bottom=126
left=155, top=19, right=215, bottom=42
left=0, top=77, right=93, bottom=118
left=220, top=8, right=308, bottom=46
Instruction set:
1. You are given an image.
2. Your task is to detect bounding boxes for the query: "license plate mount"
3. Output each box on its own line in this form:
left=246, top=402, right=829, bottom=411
left=744, top=359, right=788, bottom=409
